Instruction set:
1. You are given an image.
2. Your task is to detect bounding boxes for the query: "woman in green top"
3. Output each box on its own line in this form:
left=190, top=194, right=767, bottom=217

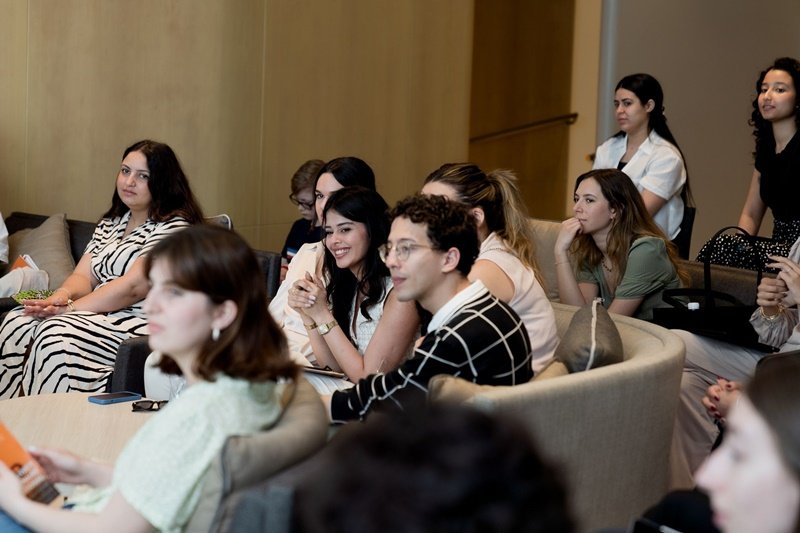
left=555, top=168, right=686, bottom=320
left=0, top=225, right=298, bottom=532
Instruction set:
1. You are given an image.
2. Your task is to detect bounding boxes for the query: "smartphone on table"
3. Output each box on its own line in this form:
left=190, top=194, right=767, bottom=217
left=88, top=391, right=142, bottom=405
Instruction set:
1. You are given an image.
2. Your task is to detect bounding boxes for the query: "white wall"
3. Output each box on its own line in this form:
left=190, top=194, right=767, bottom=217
left=586, top=0, right=800, bottom=255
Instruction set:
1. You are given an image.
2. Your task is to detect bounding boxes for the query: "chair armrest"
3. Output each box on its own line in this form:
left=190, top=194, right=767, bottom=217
left=0, top=298, right=20, bottom=318
left=108, top=336, right=151, bottom=394
left=254, top=250, right=282, bottom=301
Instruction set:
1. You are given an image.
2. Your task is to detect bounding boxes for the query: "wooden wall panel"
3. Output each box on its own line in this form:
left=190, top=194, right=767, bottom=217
left=0, top=0, right=473, bottom=251
left=469, top=0, right=575, bottom=218
left=0, top=0, right=29, bottom=214
left=469, top=125, right=571, bottom=221
left=256, top=0, right=474, bottom=250
left=23, top=0, right=265, bottom=224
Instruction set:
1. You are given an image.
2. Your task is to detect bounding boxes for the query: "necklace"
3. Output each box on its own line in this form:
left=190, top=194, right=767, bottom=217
left=602, top=257, right=613, bottom=272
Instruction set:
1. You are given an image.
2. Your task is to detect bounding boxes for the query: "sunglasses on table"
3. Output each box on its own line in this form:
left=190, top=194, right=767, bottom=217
left=131, top=400, right=168, bottom=412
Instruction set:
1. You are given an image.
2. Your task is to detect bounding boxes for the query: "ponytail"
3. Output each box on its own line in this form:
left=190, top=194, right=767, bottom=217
left=649, top=108, right=693, bottom=207
left=487, top=170, right=545, bottom=288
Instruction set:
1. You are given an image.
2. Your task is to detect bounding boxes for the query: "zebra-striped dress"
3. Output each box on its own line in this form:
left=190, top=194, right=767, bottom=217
left=0, top=213, right=189, bottom=398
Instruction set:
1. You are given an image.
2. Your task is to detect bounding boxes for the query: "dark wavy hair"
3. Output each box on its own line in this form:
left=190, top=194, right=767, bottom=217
left=614, top=73, right=693, bottom=206
left=294, top=404, right=574, bottom=533
left=144, top=225, right=297, bottom=382
left=571, top=169, right=687, bottom=285
left=322, top=187, right=390, bottom=343
left=389, top=194, right=479, bottom=276
left=750, top=57, right=800, bottom=161
left=103, top=140, right=205, bottom=223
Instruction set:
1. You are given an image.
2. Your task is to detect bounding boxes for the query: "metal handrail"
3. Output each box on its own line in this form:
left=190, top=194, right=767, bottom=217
left=469, top=112, right=578, bottom=144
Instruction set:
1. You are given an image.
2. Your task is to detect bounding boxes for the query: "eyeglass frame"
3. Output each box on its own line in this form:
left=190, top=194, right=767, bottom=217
left=131, top=399, right=169, bottom=412
left=289, top=194, right=315, bottom=211
left=378, top=241, right=435, bottom=263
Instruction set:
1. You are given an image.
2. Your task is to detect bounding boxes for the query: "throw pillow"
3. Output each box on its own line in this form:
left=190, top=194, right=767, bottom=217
left=554, top=299, right=623, bottom=373
left=12, top=214, right=75, bottom=290
left=4, top=229, right=32, bottom=276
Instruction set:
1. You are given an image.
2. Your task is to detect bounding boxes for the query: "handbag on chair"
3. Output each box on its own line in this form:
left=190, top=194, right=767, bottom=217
left=653, top=226, right=779, bottom=352
left=695, top=225, right=789, bottom=272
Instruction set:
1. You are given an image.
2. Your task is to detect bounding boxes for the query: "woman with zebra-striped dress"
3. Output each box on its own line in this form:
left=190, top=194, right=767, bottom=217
left=0, top=139, right=204, bottom=398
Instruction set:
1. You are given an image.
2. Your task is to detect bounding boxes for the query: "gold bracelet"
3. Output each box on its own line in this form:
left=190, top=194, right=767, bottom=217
left=759, top=305, right=783, bottom=321
left=303, top=321, right=318, bottom=331
left=54, top=287, right=71, bottom=299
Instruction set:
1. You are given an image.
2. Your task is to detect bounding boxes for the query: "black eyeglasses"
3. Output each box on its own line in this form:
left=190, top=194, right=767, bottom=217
left=132, top=400, right=168, bottom=412
left=289, top=194, right=315, bottom=210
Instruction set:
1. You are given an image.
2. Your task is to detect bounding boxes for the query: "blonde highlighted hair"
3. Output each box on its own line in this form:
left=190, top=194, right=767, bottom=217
left=423, top=163, right=543, bottom=286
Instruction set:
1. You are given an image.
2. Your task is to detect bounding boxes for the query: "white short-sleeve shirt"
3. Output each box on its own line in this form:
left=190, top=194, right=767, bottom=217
left=594, top=130, right=686, bottom=239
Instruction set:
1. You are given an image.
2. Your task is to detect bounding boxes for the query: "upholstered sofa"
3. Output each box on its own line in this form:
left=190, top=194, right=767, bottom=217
left=429, top=301, right=685, bottom=532
left=0, top=211, right=282, bottom=394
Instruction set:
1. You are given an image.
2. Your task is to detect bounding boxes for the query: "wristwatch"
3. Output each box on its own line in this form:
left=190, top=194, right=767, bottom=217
left=317, top=319, right=338, bottom=336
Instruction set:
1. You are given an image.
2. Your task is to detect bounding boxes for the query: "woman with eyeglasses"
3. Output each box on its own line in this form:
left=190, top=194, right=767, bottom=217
left=421, top=163, right=558, bottom=373
left=288, top=187, right=420, bottom=382
left=280, top=159, right=325, bottom=277
left=0, top=225, right=299, bottom=532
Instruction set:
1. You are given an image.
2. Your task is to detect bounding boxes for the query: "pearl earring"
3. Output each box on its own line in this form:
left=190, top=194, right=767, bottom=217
left=212, top=327, right=220, bottom=341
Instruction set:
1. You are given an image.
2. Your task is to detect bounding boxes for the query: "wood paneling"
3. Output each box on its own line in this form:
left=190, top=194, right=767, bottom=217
left=0, top=0, right=29, bottom=212
left=469, top=0, right=575, bottom=218
left=256, top=0, right=474, bottom=249
left=0, top=0, right=474, bottom=251
left=469, top=125, right=571, bottom=220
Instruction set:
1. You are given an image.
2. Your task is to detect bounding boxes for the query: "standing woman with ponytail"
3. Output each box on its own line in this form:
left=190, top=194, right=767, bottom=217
left=594, top=73, right=690, bottom=242
left=422, top=163, right=558, bottom=373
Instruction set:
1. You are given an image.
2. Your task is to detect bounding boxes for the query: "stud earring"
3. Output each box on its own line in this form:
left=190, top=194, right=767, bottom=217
left=212, top=327, right=220, bottom=341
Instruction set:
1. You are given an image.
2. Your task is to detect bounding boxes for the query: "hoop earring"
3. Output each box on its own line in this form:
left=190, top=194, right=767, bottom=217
left=212, top=327, right=220, bottom=342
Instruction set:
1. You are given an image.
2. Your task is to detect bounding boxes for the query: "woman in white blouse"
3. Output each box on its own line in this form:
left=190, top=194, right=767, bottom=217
left=594, top=73, right=691, bottom=241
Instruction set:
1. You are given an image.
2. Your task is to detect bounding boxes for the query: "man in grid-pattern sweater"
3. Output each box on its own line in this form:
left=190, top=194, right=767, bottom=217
left=329, top=194, right=532, bottom=422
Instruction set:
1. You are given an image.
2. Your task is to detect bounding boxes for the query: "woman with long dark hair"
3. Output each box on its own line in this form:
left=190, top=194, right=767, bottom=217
left=288, top=187, right=419, bottom=381
left=0, top=140, right=204, bottom=398
left=738, top=57, right=800, bottom=244
left=555, top=168, right=685, bottom=320
left=594, top=73, right=690, bottom=241
left=269, top=156, right=377, bottom=369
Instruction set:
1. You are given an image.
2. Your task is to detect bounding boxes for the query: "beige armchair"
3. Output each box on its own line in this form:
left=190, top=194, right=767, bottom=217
left=429, top=302, right=685, bottom=532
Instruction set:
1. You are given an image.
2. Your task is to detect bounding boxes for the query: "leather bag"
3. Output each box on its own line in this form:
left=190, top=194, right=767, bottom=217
left=653, top=226, right=778, bottom=352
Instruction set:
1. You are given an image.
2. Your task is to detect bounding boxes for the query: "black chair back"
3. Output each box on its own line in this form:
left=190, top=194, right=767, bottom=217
left=671, top=206, right=696, bottom=259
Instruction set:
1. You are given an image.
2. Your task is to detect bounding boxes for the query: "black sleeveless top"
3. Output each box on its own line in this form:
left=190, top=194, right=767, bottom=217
left=757, top=132, right=800, bottom=242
